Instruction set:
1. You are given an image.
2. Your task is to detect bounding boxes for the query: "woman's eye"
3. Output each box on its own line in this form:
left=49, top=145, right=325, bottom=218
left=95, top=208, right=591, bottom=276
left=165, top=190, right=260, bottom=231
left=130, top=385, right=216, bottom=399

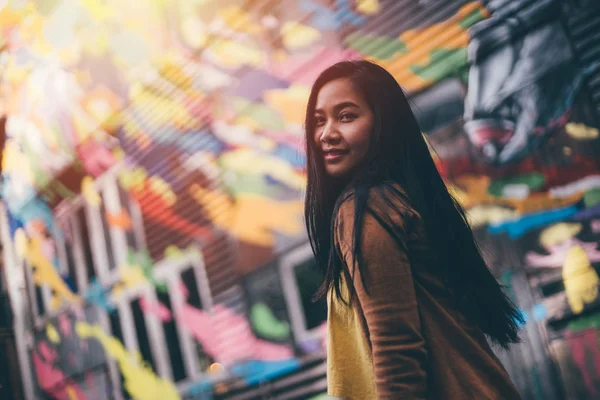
left=314, top=116, right=326, bottom=126
left=340, top=113, right=356, bottom=122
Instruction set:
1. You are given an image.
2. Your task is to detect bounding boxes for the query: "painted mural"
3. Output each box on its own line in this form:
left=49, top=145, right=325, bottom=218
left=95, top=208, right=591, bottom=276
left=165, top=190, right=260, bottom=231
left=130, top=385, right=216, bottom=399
left=1, top=0, right=600, bottom=399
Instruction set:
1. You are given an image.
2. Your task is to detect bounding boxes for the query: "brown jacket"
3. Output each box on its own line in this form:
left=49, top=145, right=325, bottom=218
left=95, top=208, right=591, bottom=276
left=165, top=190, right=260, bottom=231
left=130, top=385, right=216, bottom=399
left=326, top=185, right=521, bottom=399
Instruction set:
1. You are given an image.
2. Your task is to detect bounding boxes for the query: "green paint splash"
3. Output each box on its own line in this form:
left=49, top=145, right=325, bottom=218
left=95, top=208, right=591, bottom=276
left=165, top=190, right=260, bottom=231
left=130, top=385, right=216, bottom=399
left=344, top=32, right=407, bottom=60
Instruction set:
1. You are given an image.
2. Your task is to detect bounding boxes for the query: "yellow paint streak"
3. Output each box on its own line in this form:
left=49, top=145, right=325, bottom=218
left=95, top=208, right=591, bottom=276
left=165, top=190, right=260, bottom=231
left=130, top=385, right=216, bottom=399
left=164, top=245, right=185, bottom=259
left=81, top=176, right=102, bottom=207
left=356, top=0, right=380, bottom=14
left=28, top=238, right=81, bottom=309
left=189, top=184, right=234, bottom=227
left=0, top=3, right=31, bottom=26
left=219, top=148, right=306, bottom=190
left=2, top=140, right=35, bottom=184
left=510, top=192, right=582, bottom=215
left=147, top=176, right=177, bottom=207
left=218, top=6, right=262, bottom=34
left=452, top=175, right=583, bottom=215
left=209, top=40, right=264, bottom=68
left=14, top=228, right=28, bottom=260
left=66, top=386, right=79, bottom=400
left=565, top=122, right=599, bottom=140
left=112, top=264, right=147, bottom=298
left=118, top=167, right=148, bottom=192
left=180, top=17, right=208, bottom=49
left=263, top=85, right=310, bottom=125
left=190, top=185, right=303, bottom=247
left=46, top=324, right=61, bottom=344
left=563, top=246, right=600, bottom=314
left=450, top=175, right=494, bottom=208
left=467, top=205, right=517, bottom=228
left=76, top=323, right=181, bottom=400
left=281, top=22, right=321, bottom=50
left=540, top=223, right=583, bottom=248
left=157, top=56, right=195, bottom=90
left=130, top=88, right=195, bottom=130
left=231, top=194, right=303, bottom=245
left=234, top=115, right=263, bottom=132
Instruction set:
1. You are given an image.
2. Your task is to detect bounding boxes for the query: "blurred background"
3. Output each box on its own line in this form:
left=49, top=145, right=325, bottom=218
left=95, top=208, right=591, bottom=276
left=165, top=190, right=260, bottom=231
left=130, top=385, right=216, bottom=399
left=0, top=0, right=599, bottom=399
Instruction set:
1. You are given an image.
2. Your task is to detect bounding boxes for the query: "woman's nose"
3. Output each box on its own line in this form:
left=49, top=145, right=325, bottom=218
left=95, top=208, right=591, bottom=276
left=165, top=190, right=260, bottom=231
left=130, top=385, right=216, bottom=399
left=320, top=123, right=340, bottom=144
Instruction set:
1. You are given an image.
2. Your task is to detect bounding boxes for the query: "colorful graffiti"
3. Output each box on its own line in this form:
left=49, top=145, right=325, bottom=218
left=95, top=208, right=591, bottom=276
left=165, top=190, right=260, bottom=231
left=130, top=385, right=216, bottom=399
left=75, top=322, right=181, bottom=400
left=552, top=313, right=600, bottom=399
left=30, top=308, right=111, bottom=399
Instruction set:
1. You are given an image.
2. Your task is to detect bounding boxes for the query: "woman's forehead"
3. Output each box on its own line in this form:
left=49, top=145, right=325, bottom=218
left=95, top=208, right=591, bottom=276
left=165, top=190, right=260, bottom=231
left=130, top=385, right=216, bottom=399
left=315, top=79, right=364, bottom=111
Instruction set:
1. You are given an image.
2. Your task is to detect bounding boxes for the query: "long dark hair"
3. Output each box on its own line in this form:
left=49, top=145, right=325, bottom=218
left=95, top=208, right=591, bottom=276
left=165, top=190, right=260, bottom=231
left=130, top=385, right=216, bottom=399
left=304, top=60, right=522, bottom=348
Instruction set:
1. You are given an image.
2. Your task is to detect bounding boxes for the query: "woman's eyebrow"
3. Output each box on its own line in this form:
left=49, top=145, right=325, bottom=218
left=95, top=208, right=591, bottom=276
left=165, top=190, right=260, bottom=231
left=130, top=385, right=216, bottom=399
left=333, top=101, right=359, bottom=113
left=315, top=101, right=360, bottom=114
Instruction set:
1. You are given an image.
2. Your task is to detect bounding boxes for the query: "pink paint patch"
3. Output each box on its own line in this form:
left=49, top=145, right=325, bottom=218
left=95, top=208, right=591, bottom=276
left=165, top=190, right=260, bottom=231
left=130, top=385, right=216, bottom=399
left=58, top=314, right=72, bottom=338
left=268, top=47, right=362, bottom=85
left=85, top=372, right=95, bottom=387
left=178, top=303, right=293, bottom=364
left=38, top=341, right=57, bottom=363
left=139, top=296, right=172, bottom=322
left=566, top=329, right=600, bottom=397
left=470, top=126, right=514, bottom=146
left=178, top=303, right=223, bottom=358
left=76, top=140, right=117, bottom=177
left=254, top=339, right=294, bottom=360
left=33, top=342, right=87, bottom=400
left=177, top=281, right=189, bottom=299
left=526, top=240, right=600, bottom=267
left=591, top=219, right=600, bottom=234
left=184, top=96, right=214, bottom=123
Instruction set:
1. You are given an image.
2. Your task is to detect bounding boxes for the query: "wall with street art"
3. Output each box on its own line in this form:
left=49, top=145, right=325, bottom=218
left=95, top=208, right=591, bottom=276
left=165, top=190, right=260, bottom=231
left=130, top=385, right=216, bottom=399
left=0, top=0, right=600, bottom=399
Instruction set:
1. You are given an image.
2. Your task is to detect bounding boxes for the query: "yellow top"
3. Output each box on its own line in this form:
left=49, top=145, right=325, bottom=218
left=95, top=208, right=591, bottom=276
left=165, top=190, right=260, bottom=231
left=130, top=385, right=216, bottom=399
left=327, top=279, right=377, bottom=400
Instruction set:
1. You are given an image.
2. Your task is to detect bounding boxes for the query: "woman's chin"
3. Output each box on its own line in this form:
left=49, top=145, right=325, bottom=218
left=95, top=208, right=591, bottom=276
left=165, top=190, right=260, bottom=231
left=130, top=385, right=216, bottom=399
left=325, top=166, right=348, bottom=178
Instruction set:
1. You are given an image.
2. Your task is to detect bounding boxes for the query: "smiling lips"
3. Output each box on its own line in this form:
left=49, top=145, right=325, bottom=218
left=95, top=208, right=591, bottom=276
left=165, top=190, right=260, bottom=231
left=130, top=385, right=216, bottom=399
left=323, top=148, right=348, bottom=162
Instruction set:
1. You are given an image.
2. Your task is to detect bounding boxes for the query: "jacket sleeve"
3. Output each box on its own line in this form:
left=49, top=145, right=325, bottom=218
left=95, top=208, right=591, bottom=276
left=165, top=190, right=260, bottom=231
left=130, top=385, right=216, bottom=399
left=335, top=198, right=428, bottom=399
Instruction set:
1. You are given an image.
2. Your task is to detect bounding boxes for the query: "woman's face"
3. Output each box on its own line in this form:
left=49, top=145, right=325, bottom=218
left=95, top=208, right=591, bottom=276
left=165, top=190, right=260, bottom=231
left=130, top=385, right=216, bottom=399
left=313, top=78, right=374, bottom=179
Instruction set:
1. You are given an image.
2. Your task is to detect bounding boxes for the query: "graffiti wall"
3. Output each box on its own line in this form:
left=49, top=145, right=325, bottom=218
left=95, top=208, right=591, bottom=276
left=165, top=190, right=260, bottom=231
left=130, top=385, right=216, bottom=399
left=1, top=0, right=600, bottom=399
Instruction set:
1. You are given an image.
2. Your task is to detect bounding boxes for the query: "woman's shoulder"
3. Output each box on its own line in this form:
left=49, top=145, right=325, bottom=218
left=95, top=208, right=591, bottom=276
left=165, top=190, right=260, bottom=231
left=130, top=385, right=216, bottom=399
left=337, top=182, right=418, bottom=222
left=335, top=182, right=419, bottom=245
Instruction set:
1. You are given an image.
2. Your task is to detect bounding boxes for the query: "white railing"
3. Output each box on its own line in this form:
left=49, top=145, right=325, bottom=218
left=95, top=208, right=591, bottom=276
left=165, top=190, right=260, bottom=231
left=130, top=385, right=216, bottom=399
left=11, top=165, right=218, bottom=398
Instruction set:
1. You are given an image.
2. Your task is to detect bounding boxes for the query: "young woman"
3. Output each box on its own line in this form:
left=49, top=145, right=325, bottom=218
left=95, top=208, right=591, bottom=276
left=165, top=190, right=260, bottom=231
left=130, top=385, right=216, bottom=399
left=304, top=60, right=523, bottom=399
